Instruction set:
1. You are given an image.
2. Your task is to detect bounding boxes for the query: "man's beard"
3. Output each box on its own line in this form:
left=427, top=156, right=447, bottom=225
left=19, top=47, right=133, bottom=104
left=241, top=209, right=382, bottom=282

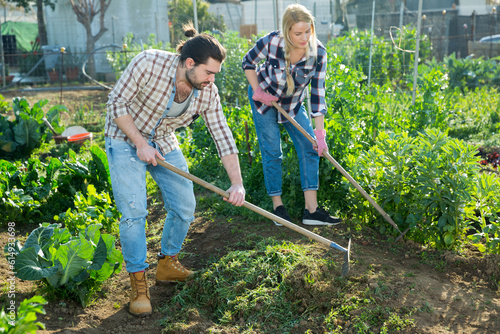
left=186, top=67, right=210, bottom=90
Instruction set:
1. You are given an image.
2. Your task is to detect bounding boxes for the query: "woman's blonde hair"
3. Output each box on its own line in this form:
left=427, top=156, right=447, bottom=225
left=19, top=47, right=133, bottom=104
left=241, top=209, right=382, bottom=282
left=281, top=4, right=317, bottom=95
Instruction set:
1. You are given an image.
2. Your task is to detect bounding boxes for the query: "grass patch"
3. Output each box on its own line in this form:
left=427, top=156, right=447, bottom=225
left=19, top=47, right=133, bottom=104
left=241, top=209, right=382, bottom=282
left=160, top=239, right=417, bottom=333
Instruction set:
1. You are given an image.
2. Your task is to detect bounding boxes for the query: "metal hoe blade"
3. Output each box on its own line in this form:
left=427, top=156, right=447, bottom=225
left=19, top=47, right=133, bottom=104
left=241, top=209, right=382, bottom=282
left=342, top=238, right=352, bottom=276
left=330, top=237, right=351, bottom=276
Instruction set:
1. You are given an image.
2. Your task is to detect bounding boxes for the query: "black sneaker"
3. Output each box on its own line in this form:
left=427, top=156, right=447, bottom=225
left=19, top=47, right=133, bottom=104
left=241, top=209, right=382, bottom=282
left=272, top=205, right=292, bottom=226
left=302, top=207, right=342, bottom=226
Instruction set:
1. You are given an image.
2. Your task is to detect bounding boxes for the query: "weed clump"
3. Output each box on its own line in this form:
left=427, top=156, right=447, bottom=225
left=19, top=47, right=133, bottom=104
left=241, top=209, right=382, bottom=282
left=161, top=238, right=417, bottom=333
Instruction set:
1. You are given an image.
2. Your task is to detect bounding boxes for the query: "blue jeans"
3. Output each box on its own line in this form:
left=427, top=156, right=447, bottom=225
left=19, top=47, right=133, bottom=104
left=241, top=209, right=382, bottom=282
left=248, top=86, right=320, bottom=196
left=105, top=137, right=196, bottom=273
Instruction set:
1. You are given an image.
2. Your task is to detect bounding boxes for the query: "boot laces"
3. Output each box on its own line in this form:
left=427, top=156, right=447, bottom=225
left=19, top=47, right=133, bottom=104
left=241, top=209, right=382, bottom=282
left=133, top=273, right=148, bottom=297
left=171, top=256, right=187, bottom=272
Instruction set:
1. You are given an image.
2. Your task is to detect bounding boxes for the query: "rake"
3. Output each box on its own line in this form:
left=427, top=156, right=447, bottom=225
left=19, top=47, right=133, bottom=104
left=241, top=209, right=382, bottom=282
left=155, top=158, right=352, bottom=276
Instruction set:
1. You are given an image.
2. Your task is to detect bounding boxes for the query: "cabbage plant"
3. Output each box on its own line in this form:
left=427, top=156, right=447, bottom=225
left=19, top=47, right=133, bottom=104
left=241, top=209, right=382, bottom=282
left=6, top=223, right=123, bottom=306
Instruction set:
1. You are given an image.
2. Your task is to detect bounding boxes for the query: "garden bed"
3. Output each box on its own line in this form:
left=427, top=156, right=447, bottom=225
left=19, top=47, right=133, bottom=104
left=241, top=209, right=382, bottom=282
left=1, top=196, right=499, bottom=333
left=1, top=89, right=499, bottom=333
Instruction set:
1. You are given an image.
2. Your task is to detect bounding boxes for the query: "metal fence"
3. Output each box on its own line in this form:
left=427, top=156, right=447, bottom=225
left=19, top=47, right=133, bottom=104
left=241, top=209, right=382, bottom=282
left=0, top=7, right=499, bottom=92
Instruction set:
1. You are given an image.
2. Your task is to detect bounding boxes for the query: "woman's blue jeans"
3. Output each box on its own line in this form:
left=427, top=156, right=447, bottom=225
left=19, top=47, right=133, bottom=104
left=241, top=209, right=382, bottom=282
left=248, top=86, right=320, bottom=197
left=105, top=137, right=195, bottom=273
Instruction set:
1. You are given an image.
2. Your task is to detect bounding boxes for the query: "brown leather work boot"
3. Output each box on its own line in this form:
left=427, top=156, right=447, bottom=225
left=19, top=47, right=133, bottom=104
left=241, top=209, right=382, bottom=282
left=156, top=254, right=194, bottom=284
left=129, top=271, right=152, bottom=316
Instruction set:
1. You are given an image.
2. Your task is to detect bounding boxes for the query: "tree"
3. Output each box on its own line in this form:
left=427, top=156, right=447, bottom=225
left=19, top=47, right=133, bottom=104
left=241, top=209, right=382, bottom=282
left=168, top=0, right=225, bottom=46
left=69, top=0, right=111, bottom=77
left=6, top=0, right=56, bottom=45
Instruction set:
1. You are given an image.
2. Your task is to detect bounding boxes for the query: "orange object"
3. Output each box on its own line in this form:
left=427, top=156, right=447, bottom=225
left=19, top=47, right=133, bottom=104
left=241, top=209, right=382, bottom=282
left=67, top=132, right=93, bottom=145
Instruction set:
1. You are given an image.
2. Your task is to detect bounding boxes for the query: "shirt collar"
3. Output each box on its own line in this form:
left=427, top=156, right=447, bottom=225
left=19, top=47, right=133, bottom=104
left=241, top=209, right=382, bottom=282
left=168, top=55, right=180, bottom=79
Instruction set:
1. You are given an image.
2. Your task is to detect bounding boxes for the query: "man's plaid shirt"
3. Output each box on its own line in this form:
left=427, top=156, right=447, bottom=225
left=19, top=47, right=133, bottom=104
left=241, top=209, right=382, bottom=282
left=105, top=50, right=238, bottom=157
left=242, top=31, right=327, bottom=123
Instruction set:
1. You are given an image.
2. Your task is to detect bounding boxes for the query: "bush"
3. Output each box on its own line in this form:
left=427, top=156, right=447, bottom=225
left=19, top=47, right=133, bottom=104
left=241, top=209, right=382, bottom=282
left=345, top=129, right=486, bottom=250
left=328, top=25, right=431, bottom=86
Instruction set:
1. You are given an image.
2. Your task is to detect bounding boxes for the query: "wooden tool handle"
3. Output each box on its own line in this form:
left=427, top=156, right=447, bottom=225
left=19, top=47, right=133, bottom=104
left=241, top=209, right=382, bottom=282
left=155, top=158, right=347, bottom=251
left=270, top=101, right=402, bottom=235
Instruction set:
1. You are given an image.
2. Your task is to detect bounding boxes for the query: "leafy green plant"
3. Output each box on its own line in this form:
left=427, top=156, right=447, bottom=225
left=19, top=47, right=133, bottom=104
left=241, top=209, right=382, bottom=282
left=327, top=25, right=431, bottom=86
left=406, top=65, right=451, bottom=135
left=1, top=188, right=42, bottom=223
left=0, top=145, right=111, bottom=225
left=447, top=86, right=500, bottom=147
left=6, top=223, right=123, bottom=306
left=466, top=172, right=500, bottom=254
left=320, top=52, right=378, bottom=212
left=55, top=184, right=120, bottom=234
left=445, top=53, right=500, bottom=91
left=0, top=98, right=66, bottom=159
left=215, top=31, right=252, bottom=108
left=0, top=158, right=55, bottom=224
left=0, top=295, right=47, bottom=334
left=411, top=131, right=478, bottom=249
left=347, top=129, right=480, bottom=250
left=0, top=94, right=11, bottom=113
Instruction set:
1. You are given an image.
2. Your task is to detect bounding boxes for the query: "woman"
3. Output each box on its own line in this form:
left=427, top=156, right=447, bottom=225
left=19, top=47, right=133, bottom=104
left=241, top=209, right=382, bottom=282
left=242, top=4, right=341, bottom=226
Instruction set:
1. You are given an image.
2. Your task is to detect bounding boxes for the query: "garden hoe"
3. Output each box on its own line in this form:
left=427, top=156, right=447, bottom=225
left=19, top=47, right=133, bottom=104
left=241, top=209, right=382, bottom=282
left=271, top=101, right=410, bottom=242
left=155, top=158, right=351, bottom=276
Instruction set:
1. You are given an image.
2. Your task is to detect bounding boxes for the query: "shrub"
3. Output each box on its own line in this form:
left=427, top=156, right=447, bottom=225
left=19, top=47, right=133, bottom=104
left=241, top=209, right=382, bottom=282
left=346, top=129, right=483, bottom=250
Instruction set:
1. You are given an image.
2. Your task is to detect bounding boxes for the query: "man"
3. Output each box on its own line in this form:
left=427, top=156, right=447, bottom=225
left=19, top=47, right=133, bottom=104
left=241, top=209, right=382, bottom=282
left=105, top=24, right=245, bottom=316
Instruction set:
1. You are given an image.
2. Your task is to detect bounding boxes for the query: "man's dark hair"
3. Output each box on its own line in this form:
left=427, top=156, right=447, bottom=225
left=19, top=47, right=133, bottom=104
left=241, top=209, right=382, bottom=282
left=176, top=22, right=226, bottom=65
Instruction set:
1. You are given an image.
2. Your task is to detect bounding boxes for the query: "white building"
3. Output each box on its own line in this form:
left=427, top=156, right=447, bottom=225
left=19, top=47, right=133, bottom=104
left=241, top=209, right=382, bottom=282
left=458, top=0, right=499, bottom=15
left=44, top=0, right=170, bottom=75
left=209, top=0, right=338, bottom=44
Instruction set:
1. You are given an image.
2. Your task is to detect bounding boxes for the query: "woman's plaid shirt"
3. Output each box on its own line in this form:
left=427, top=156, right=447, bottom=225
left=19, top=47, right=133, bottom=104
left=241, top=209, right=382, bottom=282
left=242, top=31, right=327, bottom=123
left=105, top=50, right=238, bottom=157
